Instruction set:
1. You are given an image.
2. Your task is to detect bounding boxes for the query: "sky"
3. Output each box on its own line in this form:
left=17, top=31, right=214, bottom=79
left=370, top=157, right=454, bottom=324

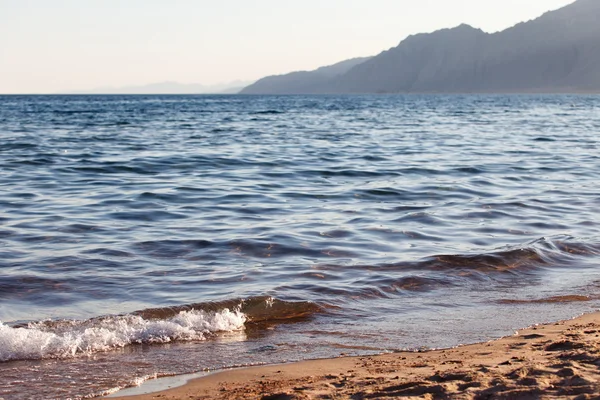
left=0, top=0, right=575, bottom=94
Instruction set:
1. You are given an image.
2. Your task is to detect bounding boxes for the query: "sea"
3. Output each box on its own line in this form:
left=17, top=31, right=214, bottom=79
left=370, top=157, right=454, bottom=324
left=1, top=94, right=600, bottom=399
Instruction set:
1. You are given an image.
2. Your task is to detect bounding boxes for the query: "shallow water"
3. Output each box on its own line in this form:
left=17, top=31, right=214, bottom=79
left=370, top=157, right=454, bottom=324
left=1, top=94, right=600, bottom=398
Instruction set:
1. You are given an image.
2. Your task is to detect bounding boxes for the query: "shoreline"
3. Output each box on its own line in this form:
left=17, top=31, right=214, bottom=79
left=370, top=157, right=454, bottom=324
left=108, top=311, right=600, bottom=399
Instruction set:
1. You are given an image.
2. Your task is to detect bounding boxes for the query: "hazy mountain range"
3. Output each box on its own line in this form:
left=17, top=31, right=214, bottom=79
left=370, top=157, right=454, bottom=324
left=241, top=0, right=600, bottom=94
left=239, top=57, right=372, bottom=95
left=66, top=80, right=252, bottom=95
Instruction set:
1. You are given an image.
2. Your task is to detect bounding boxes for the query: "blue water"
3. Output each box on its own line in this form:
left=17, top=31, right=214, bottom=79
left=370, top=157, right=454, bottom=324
left=1, top=94, right=600, bottom=399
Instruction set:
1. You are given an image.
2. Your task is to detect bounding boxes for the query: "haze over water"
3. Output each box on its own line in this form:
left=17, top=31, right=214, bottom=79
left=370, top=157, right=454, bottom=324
left=1, top=94, right=600, bottom=398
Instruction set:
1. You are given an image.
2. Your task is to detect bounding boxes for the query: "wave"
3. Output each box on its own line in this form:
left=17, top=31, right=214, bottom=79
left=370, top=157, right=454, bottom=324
left=0, top=297, right=322, bottom=362
left=0, top=237, right=597, bottom=362
left=321, top=236, right=599, bottom=274
left=311, top=236, right=600, bottom=300
left=132, top=296, right=323, bottom=323
left=0, top=309, right=244, bottom=362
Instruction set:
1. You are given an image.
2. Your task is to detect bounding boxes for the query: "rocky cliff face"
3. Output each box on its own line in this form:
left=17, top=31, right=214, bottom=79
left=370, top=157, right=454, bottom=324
left=242, top=0, right=600, bottom=94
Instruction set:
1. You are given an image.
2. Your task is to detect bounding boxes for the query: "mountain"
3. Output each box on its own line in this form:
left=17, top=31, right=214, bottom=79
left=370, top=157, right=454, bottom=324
left=239, top=57, right=372, bottom=94
left=65, top=80, right=254, bottom=94
left=242, top=0, right=600, bottom=94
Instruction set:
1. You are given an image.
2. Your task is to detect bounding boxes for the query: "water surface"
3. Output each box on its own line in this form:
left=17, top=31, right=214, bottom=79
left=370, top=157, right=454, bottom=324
left=1, top=94, right=600, bottom=398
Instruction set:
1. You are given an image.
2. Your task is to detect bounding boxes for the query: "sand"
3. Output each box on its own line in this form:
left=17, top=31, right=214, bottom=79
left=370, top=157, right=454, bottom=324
left=109, top=312, right=600, bottom=399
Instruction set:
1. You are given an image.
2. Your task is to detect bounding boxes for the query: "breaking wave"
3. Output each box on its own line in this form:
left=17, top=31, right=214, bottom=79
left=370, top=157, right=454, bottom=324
left=0, top=308, right=245, bottom=362
left=0, top=296, right=323, bottom=362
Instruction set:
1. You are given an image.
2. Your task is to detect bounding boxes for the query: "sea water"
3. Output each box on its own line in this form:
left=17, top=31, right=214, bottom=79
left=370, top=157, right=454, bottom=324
left=1, top=94, right=599, bottom=398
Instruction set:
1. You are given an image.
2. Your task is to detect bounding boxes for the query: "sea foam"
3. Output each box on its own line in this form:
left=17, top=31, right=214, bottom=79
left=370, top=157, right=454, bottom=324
left=0, top=309, right=246, bottom=362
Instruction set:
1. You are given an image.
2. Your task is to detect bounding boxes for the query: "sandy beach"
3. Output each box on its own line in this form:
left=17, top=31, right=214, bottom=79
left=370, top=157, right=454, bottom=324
left=108, top=311, right=600, bottom=399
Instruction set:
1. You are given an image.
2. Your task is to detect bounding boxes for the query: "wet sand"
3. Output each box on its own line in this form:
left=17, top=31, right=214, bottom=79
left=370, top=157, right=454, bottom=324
left=109, top=312, right=600, bottom=399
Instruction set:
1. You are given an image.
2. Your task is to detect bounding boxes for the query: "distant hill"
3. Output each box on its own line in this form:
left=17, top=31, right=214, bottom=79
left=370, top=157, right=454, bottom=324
left=239, top=57, right=372, bottom=94
left=242, top=0, right=600, bottom=94
left=65, top=80, right=253, bottom=95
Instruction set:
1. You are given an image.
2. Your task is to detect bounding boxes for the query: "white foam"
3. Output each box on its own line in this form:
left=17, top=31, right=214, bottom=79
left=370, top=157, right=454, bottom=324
left=0, top=309, right=246, bottom=362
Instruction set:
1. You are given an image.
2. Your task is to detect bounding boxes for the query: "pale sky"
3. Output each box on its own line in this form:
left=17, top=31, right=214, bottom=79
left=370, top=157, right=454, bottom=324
left=0, top=0, right=574, bottom=93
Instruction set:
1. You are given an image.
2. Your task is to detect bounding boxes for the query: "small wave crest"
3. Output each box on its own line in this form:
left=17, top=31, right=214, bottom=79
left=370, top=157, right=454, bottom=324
left=310, top=236, right=600, bottom=301
left=133, top=296, right=323, bottom=323
left=321, top=236, right=599, bottom=274
left=0, top=308, right=245, bottom=362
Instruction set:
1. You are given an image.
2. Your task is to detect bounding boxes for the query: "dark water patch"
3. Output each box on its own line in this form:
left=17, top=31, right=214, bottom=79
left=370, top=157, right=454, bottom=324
left=12, top=234, right=71, bottom=244
left=4, top=192, right=38, bottom=200
left=90, top=198, right=131, bottom=207
left=108, top=210, right=188, bottom=222
left=497, top=295, right=595, bottom=304
left=452, top=166, right=485, bottom=174
left=226, top=239, right=328, bottom=259
left=89, top=134, right=120, bottom=141
left=398, top=167, right=446, bottom=176
left=81, top=248, right=135, bottom=258
left=0, top=249, right=30, bottom=260
left=52, top=109, right=109, bottom=115
left=394, top=212, right=448, bottom=226
left=526, top=221, right=572, bottom=230
left=0, top=275, right=75, bottom=300
left=57, top=223, right=105, bottom=234
left=386, top=205, right=431, bottom=213
left=320, top=229, right=353, bottom=239
left=397, top=230, right=445, bottom=241
left=480, top=201, right=559, bottom=215
left=212, top=193, right=272, bottom=203
left=0, top=229, right=15, bottom=238
left=363, top=155, right=387, bottom=162
left=235, top=205, right=289, bottom=216
left=252, top=110, right=285, bottom=115
left=0, top=142, right=39, bottom=151
left=132, top=239, right=214, bottom=257
left=422, top=184, right=497, bottom=199
left=358, top=188, right=411, bottom=199
left=353, top=276, right=453, bottom=298
left=38, top=255, right=130, bottom=273
left=9, top=156, right=57, bottom=166
left=458, top=209, right=516, bottom=220
left=306, top=169, right=397, bottom=179
left=0, top=200, right=32, bottom=210
left=137, top=191, right=198, bottom=204
left=175, top=186, right=210, bottom=193
left=273, top=191, right=348, bottom=201
left=69, top=165, right=159, bottom=175
left=209, top=127, right=231, bottom=133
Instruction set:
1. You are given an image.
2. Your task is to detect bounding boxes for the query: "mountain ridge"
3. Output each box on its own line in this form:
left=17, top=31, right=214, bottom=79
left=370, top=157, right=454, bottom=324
left=239, top=57, right=372, bottom=94
left=242, top=0, right=600, bottom=94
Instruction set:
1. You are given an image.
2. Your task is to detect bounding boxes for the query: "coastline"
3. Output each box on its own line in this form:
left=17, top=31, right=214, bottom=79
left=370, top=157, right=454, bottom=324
left=108, top=311, right=600, bottom=399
